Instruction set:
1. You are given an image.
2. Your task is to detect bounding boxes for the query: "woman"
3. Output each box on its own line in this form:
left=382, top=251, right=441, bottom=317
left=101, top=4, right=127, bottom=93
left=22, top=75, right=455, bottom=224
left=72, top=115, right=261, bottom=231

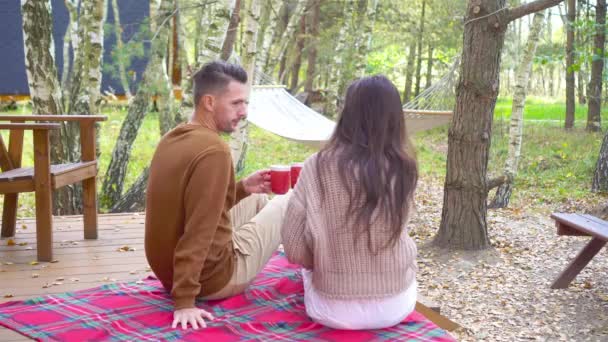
left=281, top=75, right=419, bottom=330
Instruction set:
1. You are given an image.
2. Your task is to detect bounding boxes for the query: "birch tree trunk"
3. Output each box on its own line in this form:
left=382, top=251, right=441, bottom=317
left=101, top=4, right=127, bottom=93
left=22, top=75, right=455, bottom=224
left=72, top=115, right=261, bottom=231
left=434, top=0, right=563, bottom=250
left=565, top=0, right=575, bottom=129
left=198, top=0, right=236, bottom=65
left=258, top=0, right=282, bottom=76
left=61, top=0, right=78, bottom=93
left=268, top=0, right=306, bottom=78
left=101, top=0, right=173, bottom=209
left=304, top=0, right=320, bottom=93
left=231, top=0, right=261, bottom=172
left=111, top=0, right=132, bottom=99
left=490, top=11, right=545, bottom=209
left=425, top=44, right=434, bottom=89
left=576, top=1, right=586, bottom=105
left=586, top=0, right=605, bottom=132
left=403, top=43, right=416, bottom=103
left=414, top=0, right=426, bottom=97
left=354, top=0, right=379, bottom=77
left=326, top=0, right=354, bottom=116
left=290, top=16, right=306, bottom=91
left=221, top=0, right=242, bottom=60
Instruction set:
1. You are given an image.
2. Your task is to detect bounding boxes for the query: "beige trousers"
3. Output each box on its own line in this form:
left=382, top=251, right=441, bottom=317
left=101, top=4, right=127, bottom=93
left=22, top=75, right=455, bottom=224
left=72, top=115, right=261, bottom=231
left=201, top=192, right=292, bottom=300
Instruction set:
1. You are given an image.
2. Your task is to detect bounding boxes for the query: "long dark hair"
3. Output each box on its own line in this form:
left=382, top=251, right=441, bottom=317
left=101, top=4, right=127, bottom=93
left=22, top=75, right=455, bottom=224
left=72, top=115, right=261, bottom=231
left=316, top=75, right=418, bottom=253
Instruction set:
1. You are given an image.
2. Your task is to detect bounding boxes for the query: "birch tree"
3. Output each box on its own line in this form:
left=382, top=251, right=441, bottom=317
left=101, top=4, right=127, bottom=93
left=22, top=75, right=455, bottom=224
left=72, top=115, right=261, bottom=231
left=586, top=0, right=605, bottom=132
left=565, top=0, right=575, bottom=129
left=267, top=0, right=306, bottom=80
left=490, top=11, right=545, bottom=209
left=101, top=0, right=174, bottom=209
left=231, top=0, right=261, bottom=172
left=304, top=0, right=320, bottom=93
left=21, top=0, right=106, bottom=215
left=326, top=0, right=354, bottom=116
left=111, top=0, right=133, bottom=100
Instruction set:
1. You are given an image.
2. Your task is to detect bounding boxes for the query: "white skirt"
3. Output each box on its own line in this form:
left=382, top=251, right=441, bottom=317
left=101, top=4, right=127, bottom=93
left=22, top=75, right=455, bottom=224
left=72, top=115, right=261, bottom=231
left=302, top=269, right=417, bottom=330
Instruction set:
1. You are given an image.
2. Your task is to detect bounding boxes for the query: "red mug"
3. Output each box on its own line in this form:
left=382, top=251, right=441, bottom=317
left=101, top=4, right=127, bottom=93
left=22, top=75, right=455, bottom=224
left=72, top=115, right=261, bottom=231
left=270, top=165, right=291, bottom=194
left=290, top=163, right=303, bottom=188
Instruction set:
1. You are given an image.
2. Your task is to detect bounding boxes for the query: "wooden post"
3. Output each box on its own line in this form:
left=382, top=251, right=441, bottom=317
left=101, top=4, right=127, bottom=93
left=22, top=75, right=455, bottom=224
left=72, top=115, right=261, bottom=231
left=33, top=129, right=53, bottom=262
left=1, top=123, right=24, bottom=238
left=80, top=121, right=98, bottom=239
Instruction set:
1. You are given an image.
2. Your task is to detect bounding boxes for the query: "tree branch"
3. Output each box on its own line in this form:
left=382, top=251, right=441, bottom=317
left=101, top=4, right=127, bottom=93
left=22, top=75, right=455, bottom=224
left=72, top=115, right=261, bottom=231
left=508, top=0, right=563, bottom=23
left=487, top=175, right=510, bottom=191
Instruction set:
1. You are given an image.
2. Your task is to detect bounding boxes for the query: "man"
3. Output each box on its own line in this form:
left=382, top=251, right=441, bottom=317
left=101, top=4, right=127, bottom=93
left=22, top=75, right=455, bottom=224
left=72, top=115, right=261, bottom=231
left=145, top=61, right=291, bottom=330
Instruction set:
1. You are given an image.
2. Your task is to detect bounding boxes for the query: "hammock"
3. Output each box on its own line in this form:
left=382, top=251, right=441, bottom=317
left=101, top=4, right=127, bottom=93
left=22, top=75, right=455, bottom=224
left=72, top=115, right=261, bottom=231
left=247, top=58, right=459, bottom=146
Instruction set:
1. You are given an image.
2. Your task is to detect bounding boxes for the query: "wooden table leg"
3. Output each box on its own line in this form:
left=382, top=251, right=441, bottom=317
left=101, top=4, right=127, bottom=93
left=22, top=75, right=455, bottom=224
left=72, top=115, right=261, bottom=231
left=551, top=237, right=606, bottom=289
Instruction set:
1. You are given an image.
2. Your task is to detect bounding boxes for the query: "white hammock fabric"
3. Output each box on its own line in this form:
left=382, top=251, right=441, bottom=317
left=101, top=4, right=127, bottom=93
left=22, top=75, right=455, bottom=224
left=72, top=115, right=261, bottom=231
left=248, top=86, right=335, bottom=145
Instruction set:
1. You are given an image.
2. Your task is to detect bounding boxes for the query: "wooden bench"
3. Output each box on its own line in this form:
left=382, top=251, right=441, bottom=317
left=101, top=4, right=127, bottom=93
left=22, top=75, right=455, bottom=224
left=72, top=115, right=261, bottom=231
left=550, top=213, right=608, bottom=289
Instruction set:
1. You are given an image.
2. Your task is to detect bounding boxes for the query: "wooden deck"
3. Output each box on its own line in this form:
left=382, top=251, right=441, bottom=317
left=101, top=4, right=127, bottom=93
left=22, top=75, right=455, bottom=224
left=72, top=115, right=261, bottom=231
left=0, top=213, right=151, bottom=342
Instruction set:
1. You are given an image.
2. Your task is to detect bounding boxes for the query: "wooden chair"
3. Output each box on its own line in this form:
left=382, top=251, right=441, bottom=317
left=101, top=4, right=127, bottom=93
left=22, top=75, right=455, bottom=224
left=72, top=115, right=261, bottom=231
left=0, top=115, right=107, bottom=261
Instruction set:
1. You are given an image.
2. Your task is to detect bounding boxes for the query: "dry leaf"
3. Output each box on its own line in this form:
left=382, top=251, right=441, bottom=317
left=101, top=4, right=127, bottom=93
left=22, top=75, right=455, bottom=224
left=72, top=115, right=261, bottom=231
left=29, top=261, right=39, bottom=266
left=50, top=260, right=59, bottom=263
left=70, top=278, right=80, bottom=282
left=3, top=294, right=13, bottom=298
left=17, top=242, right=27, bottom=246
left=6, top=239, right=15, bottom=246
left=31, top=273, right=39, bottom=278
left=129, top=270, right=137, bottom=275
left=56, top=277, right=64, bottom=281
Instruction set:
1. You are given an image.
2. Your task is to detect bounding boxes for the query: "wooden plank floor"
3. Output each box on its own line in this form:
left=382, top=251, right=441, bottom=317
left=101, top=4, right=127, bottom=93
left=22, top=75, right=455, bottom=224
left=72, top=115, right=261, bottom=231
left=0, top=213, right=152, bottom=342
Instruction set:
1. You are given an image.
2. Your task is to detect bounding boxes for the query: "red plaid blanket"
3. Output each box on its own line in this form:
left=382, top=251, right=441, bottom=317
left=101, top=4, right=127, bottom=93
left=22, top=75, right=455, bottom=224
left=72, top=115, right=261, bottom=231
left=0, top=252, right=455, bottom=341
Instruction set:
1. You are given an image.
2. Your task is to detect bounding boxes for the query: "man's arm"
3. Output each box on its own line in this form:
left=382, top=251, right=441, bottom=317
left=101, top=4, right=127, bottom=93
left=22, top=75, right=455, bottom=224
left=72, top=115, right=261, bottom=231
left=172, top=149, right=232, bottom=309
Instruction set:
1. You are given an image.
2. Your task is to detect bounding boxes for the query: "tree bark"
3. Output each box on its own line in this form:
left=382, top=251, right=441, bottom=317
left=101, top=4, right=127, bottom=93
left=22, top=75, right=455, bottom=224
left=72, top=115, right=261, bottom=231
left=403, top=42, right=416, bottom=103
left=576, top=2, right=586, bottom=105
left=586, top=0, right=605, bottom=132
left=269, top=0, right=307, bottom=78
left=593, top=129, right=608, bottom=192
left=231, top=0, right=261, bottom=172
left=258, top=0, right=282, bottom=76
left=220, top=0, right=242, bottom=60
left=198, top=0, right=236, bottom=65
left=425, top=44, right=434, bottom=89
left=110, top=168, right=149, bottom=212
left=325, top=0, right=354, bottom=116
left=414, top=0, right=426, bottom=97
left=290, top=15, right=306, bottom=92
left=304, top=0, right=320, bottom=93
left=101, top=0, right=173, bottom=209
left=565, top=0, right=575, bottom=129
left=491, top=11, right=545, bottom=209
left=354, top=0, right=379, bottom=77
left=111, top=0, right=132, bottom=99
left=434, top=0, right=563, bottom=250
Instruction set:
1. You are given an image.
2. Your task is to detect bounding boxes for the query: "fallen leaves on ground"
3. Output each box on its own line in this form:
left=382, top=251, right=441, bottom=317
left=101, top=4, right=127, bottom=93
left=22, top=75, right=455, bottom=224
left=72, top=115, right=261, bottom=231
left=411, top=176, right=608, bottom=342
left=117, top=246, right=136, bottom=252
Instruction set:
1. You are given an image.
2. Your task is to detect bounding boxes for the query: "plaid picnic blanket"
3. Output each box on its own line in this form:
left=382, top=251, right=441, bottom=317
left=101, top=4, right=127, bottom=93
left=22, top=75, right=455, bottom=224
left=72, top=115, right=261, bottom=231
left=0, top=252, right=455, bottom=341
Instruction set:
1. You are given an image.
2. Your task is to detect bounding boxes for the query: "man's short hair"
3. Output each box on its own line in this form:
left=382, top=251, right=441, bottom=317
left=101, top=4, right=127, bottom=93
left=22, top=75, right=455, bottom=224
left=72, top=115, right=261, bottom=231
left=193, top=61, right=248, bottom=108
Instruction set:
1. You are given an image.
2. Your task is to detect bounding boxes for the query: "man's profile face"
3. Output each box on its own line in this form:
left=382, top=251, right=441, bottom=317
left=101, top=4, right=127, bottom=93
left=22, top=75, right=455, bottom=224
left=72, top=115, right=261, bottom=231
left=212, top=80, right=249, bottom=133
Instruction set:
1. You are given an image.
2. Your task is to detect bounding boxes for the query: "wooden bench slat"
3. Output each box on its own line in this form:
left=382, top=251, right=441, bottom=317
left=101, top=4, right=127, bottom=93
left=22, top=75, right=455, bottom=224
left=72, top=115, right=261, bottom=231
left=550, top=213, right=608, bottom=241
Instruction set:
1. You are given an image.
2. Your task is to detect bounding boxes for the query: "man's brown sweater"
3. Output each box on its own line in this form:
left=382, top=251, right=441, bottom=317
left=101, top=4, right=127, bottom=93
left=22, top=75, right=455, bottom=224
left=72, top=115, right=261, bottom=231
left=145, top=124, right=248, bottom=310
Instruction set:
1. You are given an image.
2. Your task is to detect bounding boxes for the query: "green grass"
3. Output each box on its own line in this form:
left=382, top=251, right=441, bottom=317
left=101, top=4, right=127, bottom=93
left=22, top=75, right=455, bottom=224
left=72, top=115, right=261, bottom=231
left=1, top=96, right=607, bottom=216
left=413, top=97, right=608, bottom=206
left=495, top=95, right=608, bottom=124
